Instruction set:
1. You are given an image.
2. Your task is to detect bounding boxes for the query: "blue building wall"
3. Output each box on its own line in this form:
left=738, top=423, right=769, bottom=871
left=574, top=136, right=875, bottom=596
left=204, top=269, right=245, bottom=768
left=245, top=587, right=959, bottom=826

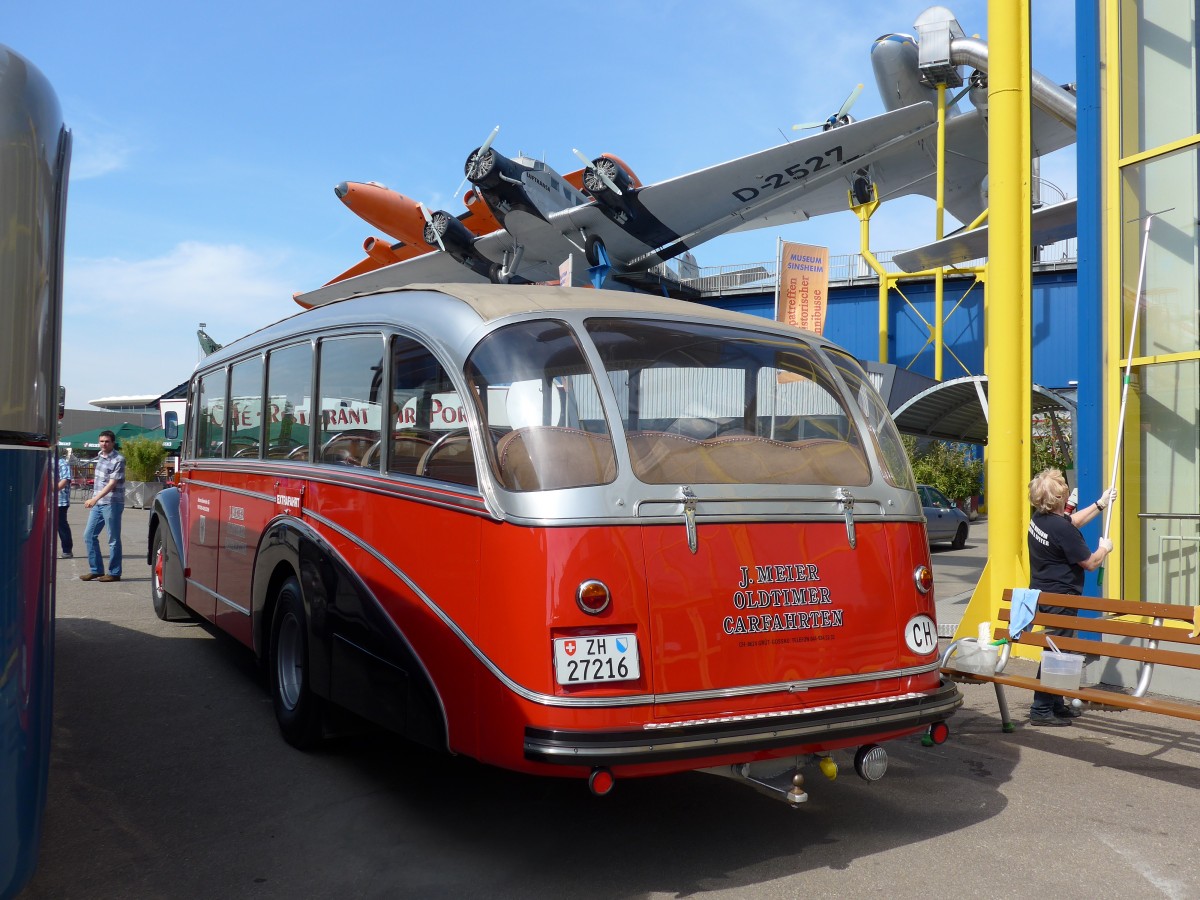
left=700, top=267, right=1079, bottom=390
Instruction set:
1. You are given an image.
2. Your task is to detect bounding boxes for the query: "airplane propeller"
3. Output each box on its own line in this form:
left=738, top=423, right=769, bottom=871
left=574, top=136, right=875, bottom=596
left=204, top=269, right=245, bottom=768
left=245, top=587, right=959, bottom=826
left=418, top=202, right=446, bottom=252
left=456, top=125, right=500, bottom=198
left=793, top=83, right=864, bottom=131
left=572, top=148, right=623, bottom=197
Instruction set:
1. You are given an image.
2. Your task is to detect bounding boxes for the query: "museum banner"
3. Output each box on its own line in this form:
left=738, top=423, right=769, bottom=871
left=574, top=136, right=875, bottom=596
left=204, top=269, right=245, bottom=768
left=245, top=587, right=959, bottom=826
left=775, top=241, right=829, bottom=335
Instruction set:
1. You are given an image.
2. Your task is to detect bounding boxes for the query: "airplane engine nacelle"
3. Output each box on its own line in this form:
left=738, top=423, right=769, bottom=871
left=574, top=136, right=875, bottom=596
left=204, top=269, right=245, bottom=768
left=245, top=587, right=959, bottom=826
left=363, top=237, right=406, bottom=265
left=582, top=156, right=635, bottom=210
left=423, top=210, right=477, bottom=254
left=464, top=146, right=525, bottom=191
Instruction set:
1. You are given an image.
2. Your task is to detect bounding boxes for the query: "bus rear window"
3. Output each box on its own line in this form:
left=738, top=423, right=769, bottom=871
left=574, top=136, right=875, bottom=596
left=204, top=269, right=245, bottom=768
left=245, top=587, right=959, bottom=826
left=585, top=318, right=871, bottom=486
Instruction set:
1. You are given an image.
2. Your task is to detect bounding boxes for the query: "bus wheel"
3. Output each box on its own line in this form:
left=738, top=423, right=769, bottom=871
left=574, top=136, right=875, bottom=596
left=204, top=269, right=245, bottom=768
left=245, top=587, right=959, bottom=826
left=151, top=528, right=187, bottom=621
left=269, top=577, right=323, bottom=749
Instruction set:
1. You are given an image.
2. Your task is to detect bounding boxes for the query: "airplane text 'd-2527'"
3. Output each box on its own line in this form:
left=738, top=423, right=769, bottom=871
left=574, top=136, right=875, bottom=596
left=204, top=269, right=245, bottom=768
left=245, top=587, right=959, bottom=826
left=296, top=105, right=939, bottom=307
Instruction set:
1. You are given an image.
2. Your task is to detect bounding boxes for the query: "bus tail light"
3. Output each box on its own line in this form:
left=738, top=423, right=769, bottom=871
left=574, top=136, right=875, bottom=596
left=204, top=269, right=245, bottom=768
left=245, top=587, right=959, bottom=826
left=576, top=580, right=611, bottom=615
left=913, top=565, right=933, bottom=594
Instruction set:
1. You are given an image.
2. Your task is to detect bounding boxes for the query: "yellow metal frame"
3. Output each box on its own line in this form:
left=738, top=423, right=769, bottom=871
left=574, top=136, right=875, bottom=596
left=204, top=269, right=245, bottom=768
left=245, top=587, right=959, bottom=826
left=854, top=196, right=985, bottom=384
left=950, top=2, right=1036, bottom=657
left=1105, top=0, right=1200, bottom=601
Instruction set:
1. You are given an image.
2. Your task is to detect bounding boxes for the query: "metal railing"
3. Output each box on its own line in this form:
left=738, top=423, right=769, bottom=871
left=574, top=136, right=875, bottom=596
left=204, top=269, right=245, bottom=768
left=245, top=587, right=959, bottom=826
left=667, top=237, right=1078, bottom=297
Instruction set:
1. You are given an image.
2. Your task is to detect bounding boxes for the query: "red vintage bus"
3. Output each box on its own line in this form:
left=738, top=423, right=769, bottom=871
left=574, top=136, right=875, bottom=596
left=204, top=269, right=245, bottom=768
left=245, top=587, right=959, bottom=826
left=148, top=283, right=960, bottom=803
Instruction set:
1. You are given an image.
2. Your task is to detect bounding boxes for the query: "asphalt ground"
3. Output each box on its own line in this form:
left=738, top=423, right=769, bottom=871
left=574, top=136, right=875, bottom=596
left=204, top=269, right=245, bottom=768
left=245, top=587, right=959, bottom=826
left=19, top=505, right=1200, bottom=899
left=931, top=515, right=989, bottom=633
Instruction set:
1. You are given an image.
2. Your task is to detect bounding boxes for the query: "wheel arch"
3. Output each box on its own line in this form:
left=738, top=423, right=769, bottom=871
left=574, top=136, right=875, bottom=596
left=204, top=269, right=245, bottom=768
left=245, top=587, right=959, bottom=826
left=251, top=515, right=449, bottom=751
left=148, top=487, right=186, bottom=602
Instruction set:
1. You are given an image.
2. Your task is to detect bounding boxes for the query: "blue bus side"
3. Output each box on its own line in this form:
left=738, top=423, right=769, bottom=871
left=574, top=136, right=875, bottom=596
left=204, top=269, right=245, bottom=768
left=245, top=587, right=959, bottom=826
left=0, top=450, right=55, bottom=897
left=0, top=43, right=70, bottom=899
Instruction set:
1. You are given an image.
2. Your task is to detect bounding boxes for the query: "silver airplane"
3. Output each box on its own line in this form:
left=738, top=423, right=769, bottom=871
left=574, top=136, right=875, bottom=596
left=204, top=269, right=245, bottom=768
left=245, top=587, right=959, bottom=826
left=298, top=8, right=1076, bottom=307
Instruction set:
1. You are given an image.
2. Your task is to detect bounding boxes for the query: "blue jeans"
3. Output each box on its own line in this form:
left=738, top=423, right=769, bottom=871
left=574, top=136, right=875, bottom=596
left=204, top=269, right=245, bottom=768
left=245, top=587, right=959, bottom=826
left=83, top=502, right=123, bottom=576
left=57, top=504, right=73, bottom=554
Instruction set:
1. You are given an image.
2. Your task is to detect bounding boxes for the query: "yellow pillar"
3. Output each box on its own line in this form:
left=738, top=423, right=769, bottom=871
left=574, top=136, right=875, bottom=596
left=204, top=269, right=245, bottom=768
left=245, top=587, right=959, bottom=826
left=862, top=205, right=889, bottom=364
left=934, top=83, right=947, bottom=382
left=957, top=1, right=1033, bottom=643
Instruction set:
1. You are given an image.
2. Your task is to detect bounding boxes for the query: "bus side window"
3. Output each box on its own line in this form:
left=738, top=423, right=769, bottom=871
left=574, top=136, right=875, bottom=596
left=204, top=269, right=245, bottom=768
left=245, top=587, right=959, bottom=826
left=316, top=335, right=384, bottom=468
left=389, top=335, right=472, bottom=484
left=265, top=342, right=312, bottom=460
left=228, top=356, right=264, bottom=459
left=195, top=369, right=227, bottom=460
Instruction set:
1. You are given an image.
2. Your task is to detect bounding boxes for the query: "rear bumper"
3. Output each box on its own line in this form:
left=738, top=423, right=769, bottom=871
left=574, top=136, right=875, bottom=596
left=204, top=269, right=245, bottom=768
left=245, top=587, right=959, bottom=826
left=524, top=678, right=962, bottom=767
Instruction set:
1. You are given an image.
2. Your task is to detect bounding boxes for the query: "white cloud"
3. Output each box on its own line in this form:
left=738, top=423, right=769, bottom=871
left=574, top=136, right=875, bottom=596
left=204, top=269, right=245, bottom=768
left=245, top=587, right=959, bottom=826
left=61, top=242, right=300, bottom=406
left=69, top=125, right=134, bottom=180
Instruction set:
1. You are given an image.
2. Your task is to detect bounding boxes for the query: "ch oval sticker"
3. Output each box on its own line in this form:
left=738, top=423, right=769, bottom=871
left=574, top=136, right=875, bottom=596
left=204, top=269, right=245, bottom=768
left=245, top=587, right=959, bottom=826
left=905, top=614, right=939, bottom=656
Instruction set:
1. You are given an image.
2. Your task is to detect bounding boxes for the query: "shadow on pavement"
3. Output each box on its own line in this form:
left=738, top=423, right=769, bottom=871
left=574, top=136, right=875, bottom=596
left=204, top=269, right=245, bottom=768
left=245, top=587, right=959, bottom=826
left=25, top=613, right=1018, bottom=900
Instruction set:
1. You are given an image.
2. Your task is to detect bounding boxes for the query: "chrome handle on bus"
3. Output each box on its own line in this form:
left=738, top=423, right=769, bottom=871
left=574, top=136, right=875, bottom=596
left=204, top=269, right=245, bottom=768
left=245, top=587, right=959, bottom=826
left=836, top=487, right=856, bottom=549
left=681, top=486, right=699, bottom=554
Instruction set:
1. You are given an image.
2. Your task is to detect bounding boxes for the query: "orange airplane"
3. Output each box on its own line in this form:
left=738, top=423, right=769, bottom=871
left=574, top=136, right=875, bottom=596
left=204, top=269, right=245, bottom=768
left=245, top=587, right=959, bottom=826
left=321, top=146, right=641, bottom=290
left=322, top=181, right=502, bottom=285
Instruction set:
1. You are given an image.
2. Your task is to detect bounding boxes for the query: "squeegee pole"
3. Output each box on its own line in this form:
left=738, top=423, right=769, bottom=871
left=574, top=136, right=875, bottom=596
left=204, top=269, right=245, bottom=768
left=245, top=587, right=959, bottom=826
left=1102, top=214, right=1154, bottom=540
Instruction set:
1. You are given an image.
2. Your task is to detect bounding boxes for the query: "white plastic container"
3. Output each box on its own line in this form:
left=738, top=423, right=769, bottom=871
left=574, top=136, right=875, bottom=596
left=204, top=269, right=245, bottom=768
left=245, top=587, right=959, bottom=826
left=1041, top=650, right=1083, bottom=690
left=949, top=638, right=998, bottom=675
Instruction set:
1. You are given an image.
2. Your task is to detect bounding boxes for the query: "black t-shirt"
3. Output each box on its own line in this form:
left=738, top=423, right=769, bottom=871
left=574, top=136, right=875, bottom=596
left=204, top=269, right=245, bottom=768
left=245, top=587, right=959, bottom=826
left=1028, top=511, right=1091, bottom=595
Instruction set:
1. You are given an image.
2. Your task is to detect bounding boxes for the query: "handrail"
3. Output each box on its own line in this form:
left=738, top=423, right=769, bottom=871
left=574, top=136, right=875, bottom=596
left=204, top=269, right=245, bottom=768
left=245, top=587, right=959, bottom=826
left=677, top=239, right=1078, bottom=296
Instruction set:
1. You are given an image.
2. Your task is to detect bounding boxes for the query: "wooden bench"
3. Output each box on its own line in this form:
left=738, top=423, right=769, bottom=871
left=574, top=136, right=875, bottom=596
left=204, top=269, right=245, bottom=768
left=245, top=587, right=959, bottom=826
left=940, top=589, right=1200, bottom=731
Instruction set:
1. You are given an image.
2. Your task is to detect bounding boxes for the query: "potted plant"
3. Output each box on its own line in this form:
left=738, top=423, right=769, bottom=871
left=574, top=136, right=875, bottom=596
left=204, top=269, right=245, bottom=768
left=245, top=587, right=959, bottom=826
left=122, top=435, right=169, bottom=509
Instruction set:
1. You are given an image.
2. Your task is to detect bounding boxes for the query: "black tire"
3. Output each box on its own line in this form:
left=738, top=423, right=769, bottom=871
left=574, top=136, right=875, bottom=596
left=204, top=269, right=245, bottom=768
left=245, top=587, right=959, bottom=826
left=150, top=528, right=187, bottom=621
left=951, top=523, right=968, bottom=551
left=584, top=234, right=606, bottom=267
left=269, top=577, right=323, bottom=749
left=852, top=175, right=873, bottom=206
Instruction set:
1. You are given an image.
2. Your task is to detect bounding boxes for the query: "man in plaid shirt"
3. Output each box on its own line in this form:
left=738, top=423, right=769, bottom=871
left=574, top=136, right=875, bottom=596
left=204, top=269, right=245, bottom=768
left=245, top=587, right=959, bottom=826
left=81, top=430, right=125, bottom=582
left=56, top=451, right=73, bottom=558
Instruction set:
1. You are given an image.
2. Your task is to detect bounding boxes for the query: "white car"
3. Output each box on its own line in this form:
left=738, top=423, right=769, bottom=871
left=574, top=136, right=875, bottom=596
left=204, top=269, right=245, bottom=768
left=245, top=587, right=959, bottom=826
left=919, top=484, right=970, bottom=549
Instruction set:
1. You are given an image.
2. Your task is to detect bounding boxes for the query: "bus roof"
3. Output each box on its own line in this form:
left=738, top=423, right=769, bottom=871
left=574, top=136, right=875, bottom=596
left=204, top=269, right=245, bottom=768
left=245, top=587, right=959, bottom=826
left=202, top=283, right=824, bottom=371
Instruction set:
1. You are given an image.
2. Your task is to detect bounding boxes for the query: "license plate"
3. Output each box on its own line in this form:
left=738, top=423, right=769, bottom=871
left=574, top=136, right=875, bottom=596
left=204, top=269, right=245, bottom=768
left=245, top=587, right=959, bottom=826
left=553, top=634, right=640, bottom=685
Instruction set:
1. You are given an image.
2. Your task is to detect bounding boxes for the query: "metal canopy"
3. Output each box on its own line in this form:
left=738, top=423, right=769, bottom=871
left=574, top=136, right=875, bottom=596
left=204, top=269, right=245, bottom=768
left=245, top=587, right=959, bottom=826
left=892, top=375, right=1075, bottom=445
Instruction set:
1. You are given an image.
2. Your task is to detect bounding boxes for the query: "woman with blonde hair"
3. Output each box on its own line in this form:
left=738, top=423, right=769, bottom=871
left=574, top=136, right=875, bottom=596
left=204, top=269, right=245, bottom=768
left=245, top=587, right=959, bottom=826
left=1025, top=468, right=1116, bottom=726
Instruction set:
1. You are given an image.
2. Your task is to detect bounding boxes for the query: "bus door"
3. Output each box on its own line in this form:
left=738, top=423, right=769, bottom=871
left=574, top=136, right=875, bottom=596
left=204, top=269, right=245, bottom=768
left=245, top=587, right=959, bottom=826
left=213, top=358, right=266, bottom=646
left=213, top=491, right=258, bottom=646
left=185, top=368, right=226, bottom=619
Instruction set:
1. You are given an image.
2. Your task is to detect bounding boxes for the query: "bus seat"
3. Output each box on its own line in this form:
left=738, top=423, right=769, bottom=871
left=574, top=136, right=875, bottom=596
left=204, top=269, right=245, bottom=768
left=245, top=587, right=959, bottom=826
left=385, top=434, right=434, bottom=475
left=625, top=433, right=871, bottom=485
left=495, top=427, right=616, bottom=491
left=321, top=429, right=380, bottom=465
left=417, top=434, right=477, bottom=487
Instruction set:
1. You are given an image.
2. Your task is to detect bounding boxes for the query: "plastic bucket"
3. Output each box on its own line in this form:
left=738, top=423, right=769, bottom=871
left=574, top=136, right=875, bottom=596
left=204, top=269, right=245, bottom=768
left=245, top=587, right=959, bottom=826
left=1040, top=650, right=1083, bottom=690
left=949, top=638, right=998, bottom=676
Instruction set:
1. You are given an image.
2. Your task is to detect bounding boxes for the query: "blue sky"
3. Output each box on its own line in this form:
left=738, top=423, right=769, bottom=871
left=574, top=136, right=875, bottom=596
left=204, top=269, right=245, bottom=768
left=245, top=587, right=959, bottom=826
left=7, top=1, right=1075, bottom=407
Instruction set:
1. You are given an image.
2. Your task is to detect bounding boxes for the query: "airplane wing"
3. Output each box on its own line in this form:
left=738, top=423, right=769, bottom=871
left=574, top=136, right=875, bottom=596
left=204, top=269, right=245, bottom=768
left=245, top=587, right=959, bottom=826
left=728, top=106, right=988, bottom=233
left=295, top=249, right=489, bottom=308
left=559, top=102, right=937, bottom=268
left=730, top=97, right=1076, bottom=234
left=891, top=197, right=1077, bottom=272
left=322, top=237, right=431, bottom=287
